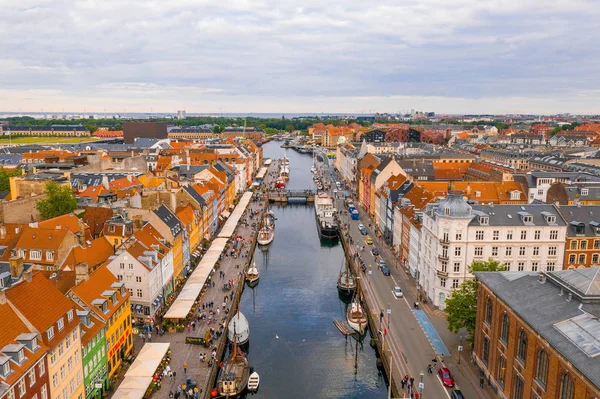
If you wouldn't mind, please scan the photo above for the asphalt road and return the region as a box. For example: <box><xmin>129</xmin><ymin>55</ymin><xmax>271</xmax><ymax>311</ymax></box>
<box><xmin>314</xmin><ymin>151</ymin><xmax>454</xmax><ymax>399</ymax></box>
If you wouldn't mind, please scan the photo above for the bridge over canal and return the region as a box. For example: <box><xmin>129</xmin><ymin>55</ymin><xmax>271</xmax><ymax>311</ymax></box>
<box><xmin>267</xmin><ymin>189</ymin><xmax>316</xmax><ymax>203</ymax></box>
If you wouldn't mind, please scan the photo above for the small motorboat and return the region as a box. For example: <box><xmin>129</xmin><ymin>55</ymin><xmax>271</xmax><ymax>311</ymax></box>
<box><xmin>247</xmin><ymin>372</ymin><xmax>260</xmax><ymax>392</ymax></box>
<box><xmin>246</xmin><ymin>262</ymin><xmax>260</xmax><ymax>283</ymax></box>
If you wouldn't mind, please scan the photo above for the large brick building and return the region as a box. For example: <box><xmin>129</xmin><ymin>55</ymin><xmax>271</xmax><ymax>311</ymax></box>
<box><xmin>474</xmin><ymin>269</ymin><xmax>600</xmax><ymax>399</ymax></box>
<box><xmin>557</xmin><ymin>205</ymin><xmax>600</xmax><ymax>268</ymax></box>
<box><xmin>123</xmin><ymin>122</ymin><xmax>167</xmax><ymax>144</ymax></box>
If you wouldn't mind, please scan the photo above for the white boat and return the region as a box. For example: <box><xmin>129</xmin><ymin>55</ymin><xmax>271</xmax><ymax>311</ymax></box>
<box><xmin>257</xmin><ymin>225</ymin><xmax>274</xmax><ymax>245</ymax></box>
<box><xmin>346</xmin><ymin>278</ymin><xmax>367</xmax><ymax>334</ymax></box>
<box><xmin>227</xmin><ymin>311</ymin><xmax>250</xmax><ymax>345</ymax></box>
<box><xmin>246</xmin><ymin>261</ymin><xmax>260</xmax><ymax>283</ymax></box>
<box><xmin>247</xmin><ymin>372</ymin><xmax>260</xmax><ymax>392</ymax></box>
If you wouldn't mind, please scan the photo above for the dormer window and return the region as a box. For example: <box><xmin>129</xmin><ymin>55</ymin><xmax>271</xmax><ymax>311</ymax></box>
<box><xmin>31</xmin><ymin>338</ymin><xmax>38</xmax><ymax>351</ymax></box>
<box><xmin>510</xmin><ymin>191</ymin><xmax>521</xmax><ymax>200</ymax></box>
<box><xmin>445</xmin><ymin>207</ymin><xmax>450</xmax><ymax>216</ymax></box>
<box><xmin>46</xmin><ymin>327</ymin><xmax>54</xmax><ymax>341</ymax></box>
<box><xmin>29</xmin><ymin>250</ymin><xmax>42</xmax><ymax>261</ymax></box>
<box><xmin>17</xmin><ymin>349</ymin><xmax>24</xmax><ymax>363</ymax></box>
<box><xmin>479</xmin><ymin>216</ymin><xmax>489</xmax><ymax>225</ymax></box>
<box><xmin>475</xmin><ymin>191</ymin><xmax>481</xmax><ymax>198</ymax></box>
<box><xmin>57</xmin><ymin>318</ymin><xmax>64</xmax><ymax>332</ymax></box>
<box><xmin>46</xmin><ymin>251</ymin><xmax>54</xmax><ymax>261</ymax></box>
<box><xmin>523</xmin><ymin>216</ymin><xmax>532</xmax><ymax>223</ymax></box>
<box><xmin>547</xmin><ymin>215</ymin><xmax>556</xmax><ymax>223</ymax></box>
<box><xmin>67</xmin><ymin>310</ymin><xmax>73</xmax><ymax>322</ymax></box>
<box><xmin>0</xmin><ymin>359</ymin><xmax>10</xmax><ymax>377</ymax></box>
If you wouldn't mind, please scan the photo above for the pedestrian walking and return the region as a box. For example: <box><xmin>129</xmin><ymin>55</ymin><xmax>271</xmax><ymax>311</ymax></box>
<box><xmin>183</xmin><ymin>362</ymin><xmax>187</xmax><ymax>374</ymax></box>
<box><xmin>148</xmin><ymin>332</ymin><xmax>152</xmax><ymax>342</ymax></box>
<box><xmin>409</xmin><ymin>377</ymin><xmax>414</xmax><ymax>387</ymax></box>
<box><xmin>427</xmin><ymin>364</ymin><xmax>433</xmax><ymax>374</ymax></box>
<box><xmin>480</xmin><ymin>376</ymin><xmax>485</xmax><ymax>388</ymax></box>
<box><xmin>441</xmin><ymin>353</ymin><xmax>445</xmax><ymax>362</ymax></box>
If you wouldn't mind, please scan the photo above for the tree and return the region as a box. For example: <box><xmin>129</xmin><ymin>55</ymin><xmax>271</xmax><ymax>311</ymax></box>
<box><xmin>213</xmin><ymin>125</ymin><xmax>224</xmax><ymax>133</ymax></box>
<box><xmin>286</xmin><ymin>124</ymin><xmax>295</xmax><ymax>132</ymax></box>
<box><xmin>0</xmin><ymin>168</ymin><xmax>21</xmax><ymax>192</ymax></box>
<box><xmin>258</xmin><ymin>123</ymin><xmax>267</xmax><ymax>131</ymax></box>
<box><xmin>444</xmin><ymin>259</ymin><xmax>504</xmax><ymax>343</ymax></box>
<box><xmin>264</xmin><ymin>128</ymin><xmax>279</xmax><ymax>135</ymax></box>
<box><xmin>36</xmin><ymin>183</ymin><xmax>78</xmax><ymax>220</ymax></box>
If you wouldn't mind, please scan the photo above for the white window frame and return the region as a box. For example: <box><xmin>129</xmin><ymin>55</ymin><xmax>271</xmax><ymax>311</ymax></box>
<box><xmin>57</xmin><ymin>318</ymin><xmax>64</xmax><ymax>332</ymax></box>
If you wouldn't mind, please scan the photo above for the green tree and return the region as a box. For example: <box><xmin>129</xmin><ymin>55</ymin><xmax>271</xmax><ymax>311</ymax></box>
<box><xmin>213</xmin><ymin>125</ymin><xmax>225</xmax><ymax>133</ymax></box>
<box><xmin>84</xmin><ymin>123</ymin><xmax>98</xmax><ymax>134</ymax></box>
<box><xmin>264</xmin><ymin>128</ymin><xmax>279</xmax><ymax>135</ymax></box>
<box><xmin>444</xmin><ymin>259</ymin><xmax>504</xmax><ymax>343</ymax></box>
<box><xmin>286</xmin><ymin>124</ymin><xmax>295</xmax><ymax>132</ymax></box>
<box><xmin>0</xmin><ymin>168</ymin><xmax>21</xmax><ymax>192</ymax></box>
<box><xmin>36</xmin><ymin>182</ymin><xmax>78</xmax><ymax>220</ymax></box>
<box><xmin>258</xmin><ymin>123</ymin><xmax>267</xmax><ymax>131</ymax></box>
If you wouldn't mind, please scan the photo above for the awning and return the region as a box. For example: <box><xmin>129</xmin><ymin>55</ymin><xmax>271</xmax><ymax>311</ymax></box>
<box><xmin>222</xmin><ymin>210</ymin><xmax>231</xmax><ymax>219</ymax></box>
<box><xmin>113</xmin><ymin>343</ymin><xmax>170</xmax><ymax>399</ymax></box>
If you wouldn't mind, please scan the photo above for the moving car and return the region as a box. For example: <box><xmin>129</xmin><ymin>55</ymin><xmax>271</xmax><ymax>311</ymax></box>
<box><xmin>393</xmin><ymin>286</ymin><xmax>403</xmax><ymax>298</ymax></box>
<box><xmin>371</xmin><ymin>248</ymin><xmax>380</xmax><ymax>256</ymax></box>
<box><xmin>450</xmin><ymin>390</ymin><xmax>465</xmax><ymax>399</ymax></box>
<box><xmin>438</xmin><ymin>367</ymin><xmax>455</xmax><ymax>387</ymax></box>
<box><xmin>381</xmin><ymin>265</ymin><xmax>390</xmax><ymax>276</ymax></box>
<box><xmin>365</xmin><ymin>237</ymin><xmax>373</xmax><ymax>245</ymax></box>
<box><xmin>359</xmin><ymin>227</ymin><xmax>368</xmax><ymax>235</ymax></box>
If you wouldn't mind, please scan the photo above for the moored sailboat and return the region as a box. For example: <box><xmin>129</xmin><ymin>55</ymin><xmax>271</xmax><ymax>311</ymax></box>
<box><xmin>245</xmin><ymin>261</ymin><xmax>260</xmax><ymax>283</ymax></box>
<box><xmin>346</xmin><ymin>277</ymin><xmax>367</xmax><ymax>334</ymax></box>
<box><xmin>216</xmin><ymin>330</ymin><xmax>250</xmax><ymax>397</ymax></box>
<box><xmin>227</xmin><ymin>310</ymin><xmax>250</xmax><ymax>345</ymax></box>
<box><xmin>337</xmin><ymin>258</ymin><xmax>356</xmax><ymax>295</ymax></box>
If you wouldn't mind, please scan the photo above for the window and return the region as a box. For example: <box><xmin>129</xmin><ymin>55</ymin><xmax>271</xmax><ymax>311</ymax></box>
<box><xmin>581</xmin><ymin>188</ymin><xmax>589</xmax><ymax>196</ymax></box>
<box><xmin>475</xmin><ymin>247</ymin><xmax>483</xmax><ymax>257</ymax></box>
<box><xmin>442</xmin><ymin>246</ymin><xmax>448</xmax><ymax>258</ymax></box>
<box><xmin>519</xmin><ymin>247</ymin><xmax>526</xmax><ymax>256</ymax></box>
<box><xmin>454</xmin><ymin>247</ymin><xmax>461</xmax><ymax>256</ymax></box>
<box><xmin>46</xmin><ymin>327</ymin><xmax>54</xmax><ymax>341</ymax></box>
<box><xmin>62</xmin><ymin>387</ymin><xmax>67</xmax><ymax>399</ymax></box>
<box><xmin>72</xmin><ymin>330</ymin><xmax>77</xmax><ymax>340</ymax></box>
<box><xmin>516</xmin><ymin>329</ymin><xmax>528</xmax><ymax>363</ymax></box>
<box><xmin>57</xmin><ymin>318</ymin><xmax>64</xmax><ymax>332</ymax></box>
<box><xmin>452</xmin><ymin>279</ymin><xmax>459</xmax><ymax>288</ymax></box>
<box><xmin>65</xmin><ymin>334</ymin><xmax>71</xmax><ymax>349</ymax></box>
<box><xmin>505</xmin><ymin>247</ymin><xmax>512</xmax><ymax>256</ymax></box>
<box><xmin>482</xmin><ymin>335</ymin><xmax>490</xmax><ymax>365</ymax></box>
<box><xmin>476</xmin><ymin>231</ymin><xmax>484</xmax><ymax>240</ymax></box>
<box><xmin>497</xmin><ymin>353</ymin><xmax>507</xmax><ymax>386</ymax></box>
<box><xmin>593</xmin><ymin>254</ymin><xmax>599</xmax><ymax>264</ymax></box>
<box><xmin>41</xmin><ymin>385</ymin><xmax>47</xmax><ymax>399</ymax></box>
<box><xmin>550</xmin><ymin>230</ymin><xmax>558</xmax><ymax>240</ymax></box>
<box><xmin>518</xmin><ymin>262</ymin><xmax>525</xmax><ymax>271</ymax></box>
<box><xmin>505</xmin><ymin>262</ymin><xmax>512</xmax><ymax>271</ymax></box>
<box><xmin>579</xmin><ymin>254</ymin><xmax>586</xmax><ymax>264</ymax></box>
<box><xmin>547</xmin><ymin>262</ymin><xmax>556</xmax><ymax>271</ymax></box>
<box><xmin>534</xmin><ymin>230</ymin><xmax>541</xmax><ymax>240</ymax></box>
<box><xmin>535</xmin><ymin>350</ymin><xmax>549</xmax><ymax>387</ymax></box>
<box><xmin>46</xmin><ymin>251</ymin><xmax>54</xmax><ymax>261</ymax></box>
<box><xmin>549</xmin><ymin>246</ymin><xmax>557</xmax><ymax>256</ymax></box>
<box><xmin>569</xmin><ymin>254</ymin><xmax>576</xmax><ymax>264</ymax></box>
<box><xmin>440</xmin><ymin>277</ymin><xmax>446</xmax><ymax>287</ymax></box>
<box><xmin>69</xmin><ymin>379</ymin><xmax>74</xmax><ymax>394</ymax></box>
<box><xmin>28</xmin><ymin>369</ymin><xmax>36</xmax><ymax>386</ymax></box>
<box><xmin>484</xmin><ymin>298</ymin><xmax>492</xmax><ymax>324</ymax></box>
<box><xmin>57</xmin><ymin>343</ymin><xmax>63</xmax><ymax>357</ymax></box>
<box><xmin>570</xmin><ymin>240</ymin><xmax>578</xmax><ymax>250</ymax></box>
<box><xmin>531</xmin><ymin>262</ymin><xmax>539</xmax><ymax>271</ymax></box>
<box><xmin>29</xmin><ymin>250</ymin><xmax>42</xmax><ymax>261</ymax></box>
<box><xmin>52</xmin><ymin>374</ymin><xmax>58</xmax><ymax>388</ymax></box>
<box><xmin>492</xmin><ymin>247</ymin><xmax>498</xmax><ymax>257</ymax></box>
<box><xmin>67</xmin><ymin>357</ymin><xmax>73</xmax><ymax>372</ymax></box>
<box><xmin>455</xmin><ymin>231</ymin><xmax>462</xmax><ymax>240</ymax></box>
<box><xmin>136</xmin><ymin>289</ymin><xmax>143</xmax><ymax>297</ymax></box>
<box><xmin>480</xmin><ymin>216</ymin><xmax>489</xmax><ymax>225</ymax></box>
<box><xmin>50</xmin><ymin>349</ymin><xmax>56</xmax><ymax>364</ymax></box>
<box><xmin>507</xmin><ymin>230</ymin><xmax>513</xmax><ymax>240</ymax></box>
<box><xmin>512</xmin><ymin>373</ymin><xmax>524</xmax><ymax>399</ymax></box>
<box><xmin>128</xmin><ymin>263</ymin><xmax>134</xmax><ymax>269</ymax></box>
<box><xmin>453</xmin><ymin>262</ymin><xmax>460</xmax><ymax>272</ymax></box>
<box><xmin>500</xmin><ymin>313</ymin><xmax>509</xmax><ymax>343</ymax></box>
<box><xmin>441</xmin><ymin>261</ymin><xmax>447</xmax><ymax>272</ymax></box>
<box><xmin>533</xmin><ymin>246</ymin><xmax>540</xmax><ymax>256</ymax></box>
<box><xmin>520</xmin><ymin>230</ymin><xmax>527</xmax><ymax>240</ymax></box>
<box><xmin>118</xmin><ymin>275</ymin><xmax>123</xmax><ymax>281</ymax></box>
<box><xmin>60</xmin><ymin>365</ymin><xmax>65</xmax><ymax>379</ymax></box>
<box><xmin>119</xmin><ymin>263</ymin><xmax>124</xmax><ymax>269</ymax></box>
<box><xmin>581</xmin><ymin>240</ymin><xmax>588</xmax><ymax>250</ymax></box>
<box><xmin>595</xmin><ymin>240</ymin><xmax>600</xmax><ymax>250</ymax></box>
<box><xmin>559</xmin><ymin>373</ymin><xmax>574</xmax><ymax>399</ymax></box>
<box><xmin>493</xmin><ymin>230</ymin><xmax>499</xmax><ymax>241</ymax></box>
<box><xmin>18</xmin><ymin>379</ymin><xmax>26</xmax><ymax>397</ymax></box>
<box><xmin>136</xmin><ymin>276</ymin><xmax>142</xmax><ymax>283</ymax></box>
<box><xmin>67</xmin><ymin>310</ymin><xmax>73</xmax><ymax>322</ymax></box>
<box><xmin>39</xmin><ymin>361</ymin><xmax>45</xmax><ymax>376</ymax></box>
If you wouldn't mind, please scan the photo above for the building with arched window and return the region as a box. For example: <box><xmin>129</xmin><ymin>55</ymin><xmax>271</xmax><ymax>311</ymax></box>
<box><xmin>473</xmin><ymin>268</ymin><xmax>600</xmax><ymax>398</ymax></box>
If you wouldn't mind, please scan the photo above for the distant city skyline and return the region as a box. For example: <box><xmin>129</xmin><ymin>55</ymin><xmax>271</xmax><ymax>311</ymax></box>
<box><xmin>1</xmin><ymin>0</ymin><xmax>599</xmax><ymax>114</ymax></box>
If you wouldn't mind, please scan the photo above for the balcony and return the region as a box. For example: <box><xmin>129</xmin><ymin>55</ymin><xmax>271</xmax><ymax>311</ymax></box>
<box><xmin>436</xmin><ymin>270</ymin><xmax>449</xmax><ymax>278</ymax></box>
<box><xmin>438</xmin><ymin>254</ymin><xmax>449</xmax><ymax>261</ymax></box>
<box><xmin>440</xmin><ymin>237</ymin><xmax>450</xmax><ymax>244</ymax></box>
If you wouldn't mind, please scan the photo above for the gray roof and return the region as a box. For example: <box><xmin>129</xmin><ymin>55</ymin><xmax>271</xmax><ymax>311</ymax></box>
<box><xmin>469</xmin><ymin>204</ymin><xmax>566</xmax><ymax>227</ymax></box>
<box><xmin>397</xmin><ymin>160</ymin><xmax>435</xmax><ymax>178</ymax></box>
<box><xmin>557</xmin><ymin>206</ymin><xmax>600</xmax><ymax>237</ymax></box>
<box><xmin>154</xmin><ymin>205</ymin><xmax>182</xmax><ymax>237</ymax></box>
<box><xmin>565</xmin><ymin>185</ymin><xmax>600</xmax><ymax>201</ymax></box>
<box><xmin>71</xmin><ymin>172</ymin><xmax>143</xmax><ymax>188</ymax></box>
<box><xmin>435</xmin><ymin>191</ymin><xmax>472</xmax><ymax>218</ymax></box>
<box><xmin>476</xmin><ymin>270</ymin><xmax>600</xmax><ymax>389</ymax></box>
<box><xmin>183</xmin><ymin>186</ymin><xmax>206</xmax><ymax>207</ymax></box>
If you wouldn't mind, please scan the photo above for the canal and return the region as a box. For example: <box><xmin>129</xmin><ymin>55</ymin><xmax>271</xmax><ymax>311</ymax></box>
<box><xmin>236</xmin><ymin>142</ymin><xmax>388</xmax><ymax>398</ymax></box>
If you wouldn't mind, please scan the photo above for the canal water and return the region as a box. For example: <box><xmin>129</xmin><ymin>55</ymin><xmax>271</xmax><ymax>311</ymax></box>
<box><xmin>236</xmin><ymin>142</ymin><xmax>388</xmax><ymax>398</ymax></box>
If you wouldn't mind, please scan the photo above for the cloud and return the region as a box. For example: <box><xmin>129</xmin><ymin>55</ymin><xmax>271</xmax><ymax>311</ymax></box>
<box><xmin>0</xmin><ymin>0</ymin><xmax>599</xmax><ymax>114</ymax></box>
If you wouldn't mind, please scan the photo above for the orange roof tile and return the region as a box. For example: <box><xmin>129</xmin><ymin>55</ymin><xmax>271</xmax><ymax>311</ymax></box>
<box><xmin>60</xmin><ymin>237</ymin><xmax>115</xmax><ymax>272</ymax></box>
<box><xmin>38</xmin><ymin>214</ymin><xmax>91</xmax><ymax>240</ymax></box>
<box><xmin>82</xmin><ymin>207</ymin><xmax>114</xmax><ymax>237</ymax></box>
<box><xmin>16</xmin><ymin>227</ymin><xmax>70</xmax><ymax>251</ymax></box>
<box><xmin>109</xmin><ymin>176</ymin><xmax>143</xmax><ymax>190</ymax></box>
<box><xmin>0</xmin><ymin>224</ymin><xmax>25</xmax><ymax>261</ymax></box>
<box><xmin>70</xmin><ymin>265</ymin><xmax>129</xmax><ymax>322</ymax></box>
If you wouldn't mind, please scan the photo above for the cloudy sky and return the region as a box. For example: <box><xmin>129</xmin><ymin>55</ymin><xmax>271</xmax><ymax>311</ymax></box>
<box><xmin>1</xmin><ymin>0</ymin><xmax>599</xmax><ymax>114</ymax></box>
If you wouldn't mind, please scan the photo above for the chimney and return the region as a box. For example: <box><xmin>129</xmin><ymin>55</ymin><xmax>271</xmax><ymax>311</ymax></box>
<box><xmin>0</xmin><ymin>225</ymin><xmax>5</xmax><ymax>239</ymax></box>
<box><xmin>0</xmin><ymin>290</ymin><xmax>6</xmax><ymax>305</ymax></box>
<box><xmin>102</xmin><ymin>175</ymin><xmax>110</xmax><ymax>189</ymax></box>
<box><xmin>23</xmin><ymin>269</ymin><xmax>32</xmax><ymax>282</ymax></box>
<box><xmin>9</xmin><ymin>256</ymin><xmax>24</xmax><ymax>278</ymax></box>
<box><xmin>132</xmin><ymin>215</ymin><xmax>144</xmax><ymax>230</ymax></box>
<box><xmin>75</xmin><ymin>262</ymin><xmax>90</xmax><ymax>285</ymax></box>
<box><xmin>78</xmin><ymin>220</ymin><xmax>86</xmax><ymax>247</ymax></box>
<box><xmin>127</xmin><ymin>175</ymin><xmax>133</xmax><ymax>183</ymax></box>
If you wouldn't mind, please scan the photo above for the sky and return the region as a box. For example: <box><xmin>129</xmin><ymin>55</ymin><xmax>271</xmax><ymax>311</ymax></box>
<box><xmin>1</xmin><ymin>0</ymin><xmax>599</xmax><ymax>115</ymax></box>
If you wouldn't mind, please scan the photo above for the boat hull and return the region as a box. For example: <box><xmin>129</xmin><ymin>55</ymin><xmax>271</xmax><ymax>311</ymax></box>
<box><xmin>257</xmin><ymin>234</ymin><xmax>274</xmax><ymax>246</ymax></box>
<box><xmin>316</xmin><ymin>220</ymin><xmax>339</xmax><ymax>239</ymax></box>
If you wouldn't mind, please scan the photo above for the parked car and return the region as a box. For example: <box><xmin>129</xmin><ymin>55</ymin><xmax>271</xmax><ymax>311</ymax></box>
<box><xmin>378</xmin><ymin>260</ymin><xmax>387</xmax><ymax>268</ymax></box>
<box><xmin>360</xmin><ymin>228</ymin><xmax>368</xmax><ymax>235</ymax></box>
<box><xmin>438</xmin><ymin>367</ymin><xmax>455</xmax><ymax>387</ymax></box>
<box><xmin>358</xmin><ymin>223</ymin><xmax>364</xmax><ymax>230</ymax></box>
<box><xmin>381</xmin><ymin>265</ymin><xmax>390</xmax><ymax>276</ymax></box>
<box><xmin>365</xmin><ymin>237</ymin><xmax>373</xmax><ymax>245</ymax></box>
<box><xmin>450</xmin><ymin>390</ymin><xmax>465</xmax><ymax>399</ymax></box>
<box><xmin>393</xmin><ymin>286</ymin><xmax>403</xmax><ymax>298</ymax></box>
<box><xmin>371</xmin><ymin>247</ymin><xmax>380</xmax><ymax>256</ymax></box>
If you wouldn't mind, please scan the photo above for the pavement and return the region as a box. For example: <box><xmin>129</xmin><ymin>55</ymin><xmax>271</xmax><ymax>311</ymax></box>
<box><xmin>315</xmin><ymin>150</ymin><xmax>493</xmax><ymax>399</ymax></box>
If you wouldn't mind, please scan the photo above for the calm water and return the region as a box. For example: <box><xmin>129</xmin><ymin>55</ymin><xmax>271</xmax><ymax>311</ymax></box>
<box><xmin>236</xmin><ymin>142</ymin><xmax>387</xmax><ymax>398</ymax></box>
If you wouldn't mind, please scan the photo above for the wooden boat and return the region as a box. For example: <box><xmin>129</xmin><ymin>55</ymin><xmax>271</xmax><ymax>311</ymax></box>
<box><xmin>337</xmin><ymin>258</ymin><xmax>356</xmax><ymax>295</ymax></box>
<box><xmin>247</xmin><ymin>372</ymin><xmax>260</xmax><ymax>392</ymax></box>
<box><xmin>216</xmin><ymin>333</ymin><xmax>250</xmax><ymax>397</ymax></box>
<box><xmin>245</xmin><ymin>261</ymin><xmax>260</xmax><ymax>283</ymax></box>
<box><xmin>346</xmin><ymin>277</ymin><xmax>367</xmax><ymax>334</ymax></box>
<box><xmin>257</xmin><ymin>212</ymin><xmax>274</xmax><ymax>246</ymax></box>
